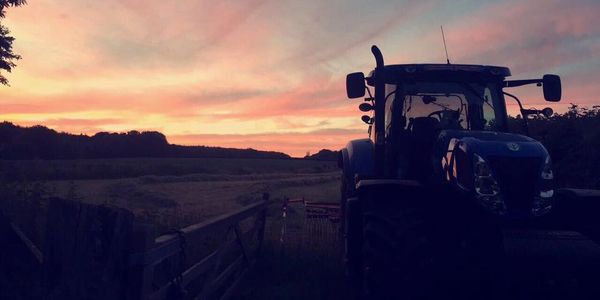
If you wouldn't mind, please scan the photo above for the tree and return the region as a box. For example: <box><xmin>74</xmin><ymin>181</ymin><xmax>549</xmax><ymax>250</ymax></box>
<box><xmin>0</xmin><ymin>0</ymin><xmax>26</xmax><ymax>85</ymax></box>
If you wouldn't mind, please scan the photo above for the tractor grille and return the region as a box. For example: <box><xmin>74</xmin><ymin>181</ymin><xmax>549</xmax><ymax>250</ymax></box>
<box><xmin>489</xmin><ymin>157</ymin><xmax>541</xmax><ymax>214</ymax></box>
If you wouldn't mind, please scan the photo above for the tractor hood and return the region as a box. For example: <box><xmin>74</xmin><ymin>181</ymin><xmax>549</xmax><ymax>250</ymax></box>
<box><xmin>436</xmin><ymin>130</ymin><xmax>553</xmax><ymax>218</ymax></box>
<box><xmin>435</xmin><ymin>130</ymin><xmax>548</xmax><ymax>159</ymax></box>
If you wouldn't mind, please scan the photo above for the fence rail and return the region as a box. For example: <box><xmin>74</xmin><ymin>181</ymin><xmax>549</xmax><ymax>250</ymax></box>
<box><xmin>10</xmin><ymin>195</ymin><xmax>269</xmax><ymax>300</ymax></box>
<box><xmin>129</xmin><ymin>197</ymin><xmax>268</xmax><ymax>300</ymax></box>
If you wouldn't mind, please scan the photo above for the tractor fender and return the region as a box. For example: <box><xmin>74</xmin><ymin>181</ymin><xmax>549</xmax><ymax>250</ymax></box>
<box><xmin>340</xmin><ymin>139</ymin><xmax>375</xmax><ymax>184</ymax></box>
<box><xmin>341</xmin><ymin>139</ymin><xmax>375</xmax><ymax>178</ymax></box>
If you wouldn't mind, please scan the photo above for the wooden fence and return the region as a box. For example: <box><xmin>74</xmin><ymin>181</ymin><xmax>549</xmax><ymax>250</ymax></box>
<box><xmin>128</xmin><ymin>198</ymin><xmax>267</xmax><ymax>300</ymax></box>
<box><xmin>2</xmin><ymin>195</ymin><xmax>268</xmax><ymax>300</ymax></box>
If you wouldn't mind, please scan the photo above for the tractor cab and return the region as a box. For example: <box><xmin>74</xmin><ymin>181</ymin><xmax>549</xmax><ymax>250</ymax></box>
<box><xmin>339</xmin><ymin>46</ymin><xmax>600</xmax><ymax>300</ymax></box>
<box><xmin>372</xmin><ymin>65</ymin><xmax>511</xmax><ymax>180</ymax></box>
<box><xmin>344</xmin><ymin>46</ymin><xmax>561</xmax><ymax>218</ymax></box>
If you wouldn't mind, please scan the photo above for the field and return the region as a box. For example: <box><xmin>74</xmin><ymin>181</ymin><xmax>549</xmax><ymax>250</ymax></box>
<box><xmin>4</xmin><ymin>156</ymin><xmax>599</xmax><ymax>299</ymax></box>
<box><xmin>0</xmin><ymin>157</ymin><xmax>339</xmax><ymax>236</ymax></box>
<box><xmin>0</xmin><ymin>157</ymin><xmax>345</xmax><ymax>299</ymax></box>
<box><xmin>0</xmin><ymin>157</ymin><xmax>336</xmax><ymax>181</ymax></box>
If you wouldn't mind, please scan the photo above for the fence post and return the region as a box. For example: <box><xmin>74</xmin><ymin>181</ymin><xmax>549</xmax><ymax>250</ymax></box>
<box><xmin>42</xmin><ymin>197</ymin><xmax>134</xmax><ymax>300</ymax></box>
<box><xmin>258</xmin><ymin>194</ymin><xmax>269</xmax><ymax>252</ymax></box>
<box><xmin>126</xmin><ymin>222</ymin><xmax>156</xmax><ymax>300</ymax></box>
<box><xmin>0</xmin><ymin>210</ymin><xmax>43</xmax><ymax>298</ymax></box>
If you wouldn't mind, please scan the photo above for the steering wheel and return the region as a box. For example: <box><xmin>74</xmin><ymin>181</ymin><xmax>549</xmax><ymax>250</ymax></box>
<box><xmin>427</xmin><ymin>110</ymin><xmax>447</xmax><ymax>121</ymax></box>
<box><xmin>428</xmin><ymin>109</ymin><xmax>464</xmax><ymax>129</ymax></box>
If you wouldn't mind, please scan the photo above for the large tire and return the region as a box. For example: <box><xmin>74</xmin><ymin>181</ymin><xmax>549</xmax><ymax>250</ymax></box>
<box><xmin>340</xmin><ymin>175</ymin><xmax>350</xmax><ymax>235</ymax></box>
<box><xmin>341</xmin><ymin>176</ymin><xmax>364</xmax><ymax>297</ymax></box>
<box><xmin>361</xmin><ymin>194</ymin><xmax>505</xmax><ymax>300</ymax></box>
<box><xmin>362</xmin><ymin>201</ymin><xmax>438</xmax><ymax>300</ymax></box>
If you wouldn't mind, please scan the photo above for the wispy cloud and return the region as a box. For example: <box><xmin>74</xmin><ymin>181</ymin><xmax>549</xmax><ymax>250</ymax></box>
<box><xmin>0</xmin><ymin>0</ymin><xmax>598</xmax><ymax>156</ymax></box>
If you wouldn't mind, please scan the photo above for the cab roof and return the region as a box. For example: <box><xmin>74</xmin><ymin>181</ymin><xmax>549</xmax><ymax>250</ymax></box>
<box><xmin>368</xmin><ymin>63</ymin><xmax>512</xmax><ymax>84</ymax></box>
<box><xmin>384</xmin><ymin>64</ymin><xmax>511</xmax><ymax>76</ymax></box>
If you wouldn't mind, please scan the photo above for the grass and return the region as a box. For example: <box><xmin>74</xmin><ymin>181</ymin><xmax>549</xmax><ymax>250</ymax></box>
<box><xmin>235</xmin><ymin>196</ymin><xmax>348</xmax><ymax>300</ymax></box>
<box><xmin>0</xmin><ymin>158</ymin><xmax>337</xmax><ymax>228</ymax></box>
<box><xmin>38</xmin><ymin>170</ymin><xmax>339</xmax><ymax>231</ymax></box>
<box><xmin>0</xmin><ymin>157</ymin><xmax>344</xmax><ymax>299</ymax></box>
<box><xmin>0</xmin><ymin>157</ymin><xmax>337</xmax><ymax>181</ymax></box>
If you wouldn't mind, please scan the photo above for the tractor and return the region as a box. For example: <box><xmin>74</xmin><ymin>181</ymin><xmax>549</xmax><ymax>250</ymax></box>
<box><xmin>338</xmin><ymin>46</ymin><xmax>600</xmax><ymax>299</ymax></box>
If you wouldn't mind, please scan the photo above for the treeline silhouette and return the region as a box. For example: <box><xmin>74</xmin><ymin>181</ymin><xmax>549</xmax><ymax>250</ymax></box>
<box><xmin>0</xmin><ymin>122</ymin><xmax>290</xmax><ymax>160</ymax></box>
<box><xmin>509</xmin><ymin>104</ymin><xmax>600</xmax><ymax>189</ymax></box>
<box><xmin>1</xmin><ymin>104</ymin><xmax>598</xmax><ymax>189</ymax></box>
<box><xmin>304</xmin><ymin>149</ymin><xmax>339</xmax><ymax>161</ymax></box>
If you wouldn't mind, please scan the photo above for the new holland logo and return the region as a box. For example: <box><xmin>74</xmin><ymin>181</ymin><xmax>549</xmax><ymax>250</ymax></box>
<box><xmin>507</xmin><ymin>143</ymin><xmax>520</xmax><ymax>151</ymax></box>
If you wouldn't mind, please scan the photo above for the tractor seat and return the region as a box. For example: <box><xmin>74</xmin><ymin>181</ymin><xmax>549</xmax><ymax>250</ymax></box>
<box><xmin>410</xmin><ymin>117</ymin><xmax>439</xmax><ymax>142</ymax></box>
<box><xmin>408</xmin><ymin>117</ymin><xmax>439</xmax><ymax>180</ymax></box>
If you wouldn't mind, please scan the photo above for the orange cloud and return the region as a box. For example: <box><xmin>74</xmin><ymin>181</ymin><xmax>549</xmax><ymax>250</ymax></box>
<box><xmin>0</xmin><ymin>0</ymin><xmax>598</xmax><ymax>156</ymax></box>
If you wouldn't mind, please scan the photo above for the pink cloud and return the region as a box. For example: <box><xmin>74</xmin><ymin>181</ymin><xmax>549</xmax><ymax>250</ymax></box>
<box><xmin>1</xmin><ymin>0</ymin><xmax>598</xmax><ymax>154</ymax></box>
<box><xmin>444</xmin><ymin>0</ymin><xmax>598</xmax><ymax>72</ymax></box>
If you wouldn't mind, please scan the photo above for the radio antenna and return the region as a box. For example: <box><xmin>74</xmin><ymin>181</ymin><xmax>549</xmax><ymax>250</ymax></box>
<box><xmin>441</xmin><ymin>25</ymin><xmax>450</xmax><ymax>64</ymax></box>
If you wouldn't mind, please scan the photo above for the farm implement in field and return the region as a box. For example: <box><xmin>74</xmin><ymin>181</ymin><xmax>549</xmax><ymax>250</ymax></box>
<box><xmin>279</xmin><ymin>197</ymin><xmax>340</xmax><ymax>245</ymax></box>
<box><xmin>282</xmin><ymin>198</ymin><xmax>340</xmax><ymax>221</ymax></box>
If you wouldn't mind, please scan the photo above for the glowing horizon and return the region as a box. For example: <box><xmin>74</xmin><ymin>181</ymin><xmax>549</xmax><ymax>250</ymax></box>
<box><xmin>0</xmin><ymin>0</ymin><xmax>598</xmax><ymax>157</ymax></box>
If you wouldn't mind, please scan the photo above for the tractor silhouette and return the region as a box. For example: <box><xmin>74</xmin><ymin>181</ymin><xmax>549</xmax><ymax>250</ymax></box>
<box><xmin>339</xmin><ymin>45</ymin><xmax>600</xmax><ymax>299</ymax></box>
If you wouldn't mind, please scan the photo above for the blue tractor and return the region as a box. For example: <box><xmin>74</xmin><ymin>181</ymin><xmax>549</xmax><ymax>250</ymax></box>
<box><xmin>339</xmin><ymin>46</ymin><xmax>600</xmax><ymax>299</ymax></box>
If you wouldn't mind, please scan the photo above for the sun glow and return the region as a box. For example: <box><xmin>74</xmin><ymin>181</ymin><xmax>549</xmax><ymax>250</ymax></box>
<box><xmin>0</xmin><ymin>0</ymin><xmax>598</xmax><ymax>156</ymax></box>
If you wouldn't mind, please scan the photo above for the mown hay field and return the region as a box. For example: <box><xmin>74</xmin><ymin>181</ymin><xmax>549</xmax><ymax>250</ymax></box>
<box><xmin>0</xmin><ymin>157</ymin><xmax>345</xmax><ymax>299</ymax></box>
<box><xmin>0</xmin><ymin>157</ymin><xmax>340</xmax><ymax>245</ymax></box>
<box><xmin>0</xmin><ymin>157</ymin><xmax>337</xmax><ymax>181</ymax></box>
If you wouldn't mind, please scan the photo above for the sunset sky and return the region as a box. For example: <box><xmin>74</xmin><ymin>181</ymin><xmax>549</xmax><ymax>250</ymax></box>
<box><xmin>0</xmin><ymin>0</ymin><xmax>598</xmax><ymax>156</ymax></box>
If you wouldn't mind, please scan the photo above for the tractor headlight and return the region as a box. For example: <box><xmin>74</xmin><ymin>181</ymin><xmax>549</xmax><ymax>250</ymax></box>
<box><xmin>541</xmin><ymin>156</ymin><xmax>554</xmax><ymax>180</ymax></box>
<box><xmin>533</xmin><ymin>156</ymin><xmax>554</xmax><ymax>216</ymax></box>
<box><xmin>473</xmin><ymin>154</ymin><xmax>500</xmax><ymax>196</ymax></box>
<box><xmin>473</xmin><ymin>154</ymin><xmax>506</xmax><ymax>215</ymax></box>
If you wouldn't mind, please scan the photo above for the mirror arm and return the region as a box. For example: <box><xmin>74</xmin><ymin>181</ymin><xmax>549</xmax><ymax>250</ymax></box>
<box><xmin>504</xmin><ymin>79</ymin><xmax>542</xmax><ymax>88</ymax></box>
<box><xmin>365</xmin><ymin>86</ymin><xmax>373</xmax><ymax>100</ymax></box>
<box><xmin>503</xmin><ymin>91</ymin><xmax>530</xmax><ymax>135</ymax></box>
<box><xmin>503</xmin><ymin>91</ymin><xmax>524</xmax><ymax>111</ymax></box>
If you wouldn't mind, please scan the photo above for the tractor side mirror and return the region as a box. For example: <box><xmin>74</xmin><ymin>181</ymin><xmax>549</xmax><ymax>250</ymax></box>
<box><xmin>542</xmin><ymin>107</ymin><xmax>554</xmax><ymax>118</ymax></box>
<box><xmin>346</xmin><ymin>72</ymin><xmax>366</xmax><ymax>99</ymax></box>
<box><xmin>542</xmin><ymin>74</ymin><xmax>561</xmax><ymax>102</ymax></box>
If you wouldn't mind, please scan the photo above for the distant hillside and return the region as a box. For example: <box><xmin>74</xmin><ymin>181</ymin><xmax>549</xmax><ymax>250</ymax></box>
<box><xmin>0</xmin><ymin>122</ymin><xmax>290</xmax><ymax>160</ymax></box>
<box><xmin>304</xmin><ymin>149</ymin><xmax>339</xmax><ymax>161</ymax></box>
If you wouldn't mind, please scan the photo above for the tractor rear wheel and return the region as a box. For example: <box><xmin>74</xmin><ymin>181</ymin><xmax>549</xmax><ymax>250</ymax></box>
<box><xmin>361</xmin><ymin>195</ymin><xmax>505</xmax><ymax>300</ymax></box>
<box><xmin>362</xmin><ymin>201</ymin><xmax>438</xmax><ymax>299</ymax></box>
<box><xmin>340</xmin><ymin>175</ymin><xmax>364</xmax><ymax>296</ymax></box>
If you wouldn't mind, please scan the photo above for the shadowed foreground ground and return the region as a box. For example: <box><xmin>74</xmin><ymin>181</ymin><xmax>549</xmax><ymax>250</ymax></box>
<box><xmin>236</xmin><ymin>198</ymin><xmax>600</xmax><ymax>300</ymax></box>
<box><xmin>2</xmin><ymin>157</ymin><xmax>600</xmax><ymax>299</ymax></box>
<box><xmin>236</xmin><ymin>198</ymin><xmax>348</xmax><ymax>300</ymax></box>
